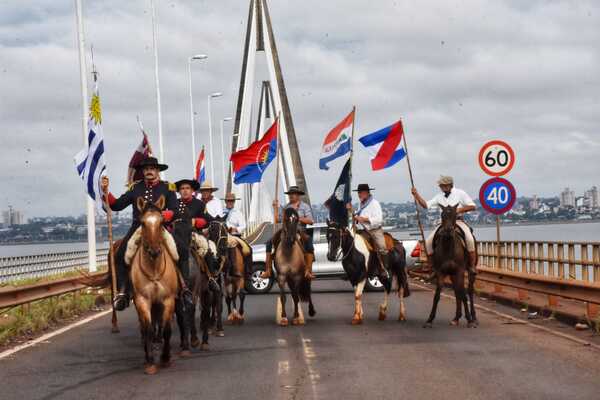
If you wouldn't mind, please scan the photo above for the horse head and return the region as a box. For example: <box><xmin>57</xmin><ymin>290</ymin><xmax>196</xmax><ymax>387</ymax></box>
<box><xmin>208</xmin><ymin>217</ymin><xmax>228</xmax><ymax>257</ymax></box>
<box><xmin>326</xmin><ymin>219</ymin><xmax>344</xmax><ymax>262</ymax></box>
<box><xmin>439</xmin><ymin>204</ymin><xmax>458</xmax><ymax>239</ymax></box>
<box><xmin>136</xmin><ymin>195</ymin><xmax>165</xmax><ymax>260</ymax></box>
<box><xmin>281</xmin><ymin>207</ymin><xmax>299</xmax><ymax>247</ymax></box>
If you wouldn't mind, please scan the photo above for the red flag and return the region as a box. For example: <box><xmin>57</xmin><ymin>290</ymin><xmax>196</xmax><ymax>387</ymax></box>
<box><xmin>127</xmin><ymin>128</ymin><xmax>153</xmax><ymax>185</ymax></box>
<box><xmin>229</xmin><ymin>119</ymin><xmax>278</xmax><ymax>184</ymax></box>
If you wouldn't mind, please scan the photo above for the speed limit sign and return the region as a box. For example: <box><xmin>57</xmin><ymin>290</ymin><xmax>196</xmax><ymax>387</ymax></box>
<box><xmin>478</xmin><ymin>140</ymin><xmax>515</xmax><ymax>176</ymax></box>
<box><xmin>479</xmin><ymin>177</ymin><xmax>516</xmax><ymax>215</ymax></box>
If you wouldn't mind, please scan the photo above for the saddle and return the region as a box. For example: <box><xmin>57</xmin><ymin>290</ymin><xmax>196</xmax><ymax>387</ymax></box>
<box><xmin>432</xmin><ymin>223</ymin><xmax>473</xmax><ymax>252</ymax></box>
<box><xmin>123</xmin><ymin>226</ymin><xmax>180</xmax><ymax>266</ymax></box>
<box><xmin>357</xmin><ymin>230</ymin><xmax>398</xmax><ymax>253</ymax></box>
<box><xmin>226</xmin><ymin>234</ymin><xmax>252</xmax><ymax>257</ymax></box>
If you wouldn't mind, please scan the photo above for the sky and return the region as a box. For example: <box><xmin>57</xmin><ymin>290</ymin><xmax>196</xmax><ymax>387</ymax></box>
<box><xmin>1</xmin><ymin>0</ymin><xmax>599</xmax><ymax>218</ymax></box>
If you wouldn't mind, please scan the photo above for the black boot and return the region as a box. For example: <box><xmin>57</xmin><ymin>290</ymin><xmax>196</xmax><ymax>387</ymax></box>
<box><xmin>379</xmin><ymin>252</ymin><xmax>390</xmax><ymax>280</ymax></box>
<box><xmin>113</xmin><ymin>264</ymin><xmax>131</xmax><ymax>311</ymax></box>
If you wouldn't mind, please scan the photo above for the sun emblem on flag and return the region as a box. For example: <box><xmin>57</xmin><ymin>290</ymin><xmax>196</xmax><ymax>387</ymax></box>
<box><xmin>334</xmin><ymin>184</ymin><xmax>345</xmax><ymax>201</ymax></box>
<box><xmin>255</xmin><ymin>143</ymin><xmax>272</xmax><ymax>172</ymax></box>
<box><xmin>90</xmin><ymin>93</ymin><xmax>102</xmax><ymax>124</ymax></box>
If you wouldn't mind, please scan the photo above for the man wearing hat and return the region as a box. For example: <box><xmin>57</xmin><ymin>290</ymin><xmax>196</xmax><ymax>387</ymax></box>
<box><xmin>262</xmin><ymin>185</ymin><xmax>315</xmax><ymax>279</ymax></box>
<box><xmin>222</xmin><ymin>192</ymin><xmax>246</xmax><ymax>236</ymax></box>
<box><xmin>350</xmin><ymin>183</ymin><xmax>389</xmax><ymax>273</ymax></box>
<box><xmin>411</xmin><ymin>175</ymin><xmax>477</xmax><ymax>274</ymax></box>
<box><xmin>101</xmin><ymin>156</ymin><xmax>177</xmax><ymax>311</ymax></box>
<box><xmin>197</xmin><ymin>181</ymin><xmax>223</xmax><ymax>218</ymax></box>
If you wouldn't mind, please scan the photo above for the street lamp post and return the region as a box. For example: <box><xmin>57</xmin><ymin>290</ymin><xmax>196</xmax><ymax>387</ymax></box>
<box><xmin>207</xmin><ymin>92</ymin><xmax>223</xmax><ymax>184</ymax></box>
<box><xmin>188</xmin><ymin>54</ymin><xmax>208</xmax><ymax>173</ymax></box>
<box><xmin>220</xmin><ymin>117</ymin><xmax>233</xmax><ymax>190</ymax></box>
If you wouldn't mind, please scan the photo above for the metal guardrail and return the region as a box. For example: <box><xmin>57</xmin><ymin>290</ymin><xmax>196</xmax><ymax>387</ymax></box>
<box><xmin>0</xmin><ymin>271</ymin><xmax>108</xmax><ymax>309</ymax></box>
<box><xmin>0</xmin><ymin>248</ymin><xmax>109</xmax><ymax>284</ymax></box>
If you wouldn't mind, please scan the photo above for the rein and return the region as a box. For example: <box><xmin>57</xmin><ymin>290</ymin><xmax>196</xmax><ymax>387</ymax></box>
<box><xmin>329</xmin><ymin>227</ymin><xmax>355</xmax><ymax>262</ymax></box>
<box><xmin>138</xmin><ymin>240</ymin><xmax>168</xmax><ymax>282</ymax></box>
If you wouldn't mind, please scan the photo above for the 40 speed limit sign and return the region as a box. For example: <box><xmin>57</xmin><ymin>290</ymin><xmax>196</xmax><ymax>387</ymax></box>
<box><xmin>479</xmin><ymin>177</ymin><xmax>516</xmax><ymax>215</ymax></box>
<box><xmin>478</xmin><ymin>140</ymin><xmax>515</xmax><ymax>176</ymax></box>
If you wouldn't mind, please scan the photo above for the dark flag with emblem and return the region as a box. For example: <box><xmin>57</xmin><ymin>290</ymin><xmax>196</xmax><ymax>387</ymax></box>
<box><xmin>327</xmin><ymin>158</ymin><xmax>351</xmax><ymax>226</ymax></box>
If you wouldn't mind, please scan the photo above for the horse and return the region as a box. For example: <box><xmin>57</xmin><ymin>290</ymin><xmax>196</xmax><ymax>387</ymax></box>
<box><xmin>129</xmin><ymin>196</ymin><xmax>179</xmax><ymax>375</ymax></box>
<box><xmin>423</xmin><ymin>204</ymin><xmax>478</xmax><ymax>328</ymax></box>
<box><xmin>273</xmin><ymin>207</ymin><xmax>316</xmax><ymax>326</ymax></box>
<box><xmin>208</xmin><ymin>219</ymin><xmax>249</xmax><ymax>324</ymax></box>
<box><xmin>326</xmin><ymin>221</ymin><xmax>410</xmax><ymax>324</ymax></box>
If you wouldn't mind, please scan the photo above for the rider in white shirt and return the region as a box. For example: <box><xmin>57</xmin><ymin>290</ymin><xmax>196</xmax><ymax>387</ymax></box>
<box><xmin>197</xmin><ymin>181</ymin><xmax>223</xmax><ymax>218</ymax></box>
<box><xmin>222</xmin><ymin>192</ymin><xmax>246</xmax><ymax>236</ymax></box>
<box><xmin>411</xmin><ymin>175</ymin><xmax>477</xmax><ymax>273</ymax></box>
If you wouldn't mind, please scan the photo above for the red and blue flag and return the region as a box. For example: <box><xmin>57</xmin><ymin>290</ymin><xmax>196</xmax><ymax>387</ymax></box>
<box><xmin>358</xmin><ymin>120</ymin><xmax>406</xmax><ymax>171</ymax></box>
<box><xmin>230</xmin><ymin>119</ymin><xmax>278</xmax><ymax>184</ymax></box>
<box><xmin>319</xmin><ymin>109</ymin><xmax>353</xmax><ymax>170</ymax></box>
<box><xmin>195</xmin><ymin>146</ymin><xmax>206</xmax><ymax>186</ymax></box>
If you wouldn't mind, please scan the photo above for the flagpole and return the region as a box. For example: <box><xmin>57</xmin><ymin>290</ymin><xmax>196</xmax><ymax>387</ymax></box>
<box><xmin>273</xmin><ymin>113</ymin><xmax>281</xmax><ymax>224</ymax></box>
<box><xmin>401</xmin><ymin>121</ymin><xmax>428</xmax><ymax>263</ymax></box>
<box><xmin>74</xmin><ymin>0</ymin><xmax>97</xmax><ymax>273</ymax></box>
<box><xmin>349</xmin><ymin>106</ymin><xmax>356</xmax><ymax>230</ymax></box>
<box><xmin>102</xmin><ymin>189</ymin><xmax>120</xmax><ymax>334</ymax></box>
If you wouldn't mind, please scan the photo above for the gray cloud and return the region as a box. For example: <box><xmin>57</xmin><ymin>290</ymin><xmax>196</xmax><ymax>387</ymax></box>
<box><xmin>0</xmin><ymin>0</ymin><xmax>599</xmax><ymax>218</ymax></box>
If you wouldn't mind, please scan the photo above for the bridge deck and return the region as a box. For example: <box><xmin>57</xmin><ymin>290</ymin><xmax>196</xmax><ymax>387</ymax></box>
<box><xmin>1</xmin><ymin>280</ymin><xmax>599</xmax><ymax>400</ymax></box>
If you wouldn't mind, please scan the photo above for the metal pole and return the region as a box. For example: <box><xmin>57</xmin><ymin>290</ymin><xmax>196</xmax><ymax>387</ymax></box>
<box><xmin>496</xmin><ymin>215</ymin><xmax>501</xmax><ymax>268</ymax></box>
<box><xmin>74</xmin><ymin>0</ymin><xmax>97</xmax><ymax>272</ymax></box>
<box><xmin>150</xmin><ymin>0</ymin><xmax>165</xmax><ymax>170</ymax></box>
<box><xmin>207</xmin><ymin>95</ymin><xmax>215</xmax><ymax>184</ymax></box>
<box><xmin>273</xmin><ymin>113</ymin><xmax>281</xmax><ymax>224</ymax></box>
<box><xmin>220</xmin><ymin>119</ymin><xmax>226</xmax><ymax>190</ymax></box>
<box><xmin>188</xmin><ymin>58</ymin><xmax>196</xmax><ymax>173</ymax></box>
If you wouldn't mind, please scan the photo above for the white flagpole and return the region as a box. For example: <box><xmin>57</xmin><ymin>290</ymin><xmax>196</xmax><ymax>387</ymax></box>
<box><xmin>150</xmin><ymin>0</ymin><xmax>165</xmax><ymax>174</ymax></box>
<box><xmin>74</xmin><ymin>0</ymin><xmax>97</xmax><ymax>272</ymax></box>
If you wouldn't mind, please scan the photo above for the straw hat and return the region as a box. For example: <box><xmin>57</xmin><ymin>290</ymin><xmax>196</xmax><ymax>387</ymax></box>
<box><xmin>437</xmin><ymin>175</ymin><xmax>454</xmax><ymax>186</ymax></box>
<box><xmin>199</xmin><ymin>181</ymin><xmax>218</xmax><ymax>192</ymax></box>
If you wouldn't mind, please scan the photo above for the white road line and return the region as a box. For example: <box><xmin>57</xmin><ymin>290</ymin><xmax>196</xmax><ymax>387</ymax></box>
<box><xmin>0</xmin><ymin>309</ymin><xmax>112</xmax><ymax>361</ymax></box>
<box><xmin>412</xmin><ymin>281</ymin><xmax>600</xmax><ymax>351</ymax></box>
<box><xmin>300</xmin><ymin>333</ymin><xmax>319</xmax><ymax>399</ymax></box>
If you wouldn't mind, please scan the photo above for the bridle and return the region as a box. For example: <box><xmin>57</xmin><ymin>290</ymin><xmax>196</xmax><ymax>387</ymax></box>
<box><xmin>327</xmin><ymin>225</ymin><xmax>355</xmax><ymax>262</ymax></box>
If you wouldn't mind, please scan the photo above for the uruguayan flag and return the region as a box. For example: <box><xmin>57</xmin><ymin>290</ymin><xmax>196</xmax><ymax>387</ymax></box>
<box><xmin>74</xmin><ymin>82</ymin><xmax>107</xmax><ymax>210</ymax></box>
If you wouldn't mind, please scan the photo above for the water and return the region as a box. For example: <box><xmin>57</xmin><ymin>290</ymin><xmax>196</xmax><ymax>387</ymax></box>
<box><xmin>0</xmin><ymin>241</ymin><xmax>109</xmax><ymax>258</ymax></box>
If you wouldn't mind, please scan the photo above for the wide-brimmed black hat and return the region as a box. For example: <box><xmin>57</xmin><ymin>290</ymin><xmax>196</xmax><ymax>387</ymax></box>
<box><xmin>284</xmin><ymin>185</ymin><xmax>305</xmax><ymax>195</ymax></box>
<box><xmin>135</xmin><ymin>156</ymin><xmax>168</xmax><ymax>171</ymax></box>
<box><xmin>175</xmin><ymin>179</ymin><xmax>200</xmax><ymax>191</ymax></box>
<box><xmin>353</xmin><ymin>183</ymin><xmax>375</xmax><ymax>192</ymax></box>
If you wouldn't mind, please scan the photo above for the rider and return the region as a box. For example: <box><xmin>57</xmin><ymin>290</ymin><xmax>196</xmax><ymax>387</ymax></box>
<box><xmin>411</xmin><ymin>175</ymin><xmax>477</xmax><ymax>274</ymax></box>
<box><xmin>261</xmin><ymin>185</ymin><xmax>315</xmax><ymax>280</ymax></box>
<box><xmin>101</xmin><ymin>157</ymin><xmax>177</xmax><ymax>311</ymax></box>
<box><xmin>222</xmin><ymin>192</ymin><xmax>246</xmax><ymax>236</ymax></box>
<box><xmin>197</xmin><ymin>181</ymin><xmax>223</xmax><ymax>218</ymax></box>
<box><xmin>350</xmin><ymin>183</ymin><xmax>389</xmax><ymax>275</ymax></box>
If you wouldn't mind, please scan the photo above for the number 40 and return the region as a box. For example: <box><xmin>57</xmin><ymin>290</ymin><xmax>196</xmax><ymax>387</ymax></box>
<box><xmin>487</xmin><ymin>186</ymin><xmax>509</xmax><ymax>205</ymax></box>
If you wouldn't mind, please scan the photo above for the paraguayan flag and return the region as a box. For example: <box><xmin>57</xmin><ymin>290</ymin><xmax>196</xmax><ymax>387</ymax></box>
<box><xmin>74</xmin><ymin>81</ymin><xmax>107</xmax><ymax>211</ymax></box>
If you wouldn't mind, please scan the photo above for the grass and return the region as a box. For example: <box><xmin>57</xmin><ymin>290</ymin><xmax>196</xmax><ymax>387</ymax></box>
<box><xmin>0</xmin><ymin>290</ymin><xmax>110</xmax><ymax>347</ymax></box>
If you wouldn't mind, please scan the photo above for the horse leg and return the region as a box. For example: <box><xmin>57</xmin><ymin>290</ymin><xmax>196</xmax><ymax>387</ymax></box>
<box><xmin>398</xmin><ymin>286</ymin><xmax>407</xmax><ymax>322</ymax></box>
<box><xmin>352</xmin><ymin>279</ymin><xmax>366</xmax><ymax>325</ymax></box>
<box><xmin>423</xmin><ymin>280</ymin><xmax>442</xmax><ymax>328</ymax></box>
<box><xmin>190</xmin><ymin>298</ymin><xmax>200</xmax><ymax>348</ymax></box>
<box><xmin>231</xmin><ymin>290</ymin><xmax>239</xmax><ymax>323</ymax></box>
<box><xmin>450</xmin><ymin>275</ymin><xmax>462</xmax><ymax>326</ymax></box>
<box><xmin>277</xmin><ymin>277</ymin><xmax>288</xmax><ymax>326</ymax></box>
<box><xmin>160</xmin><ymin>298</ymin><xmax>175</xmax><ymax>368</ymax></box>
<box><xmin>225</xmin><ymin>289</ymin><xmax>234</xmax><ymax>323</ymax></box>
<box><xmin>458</xmin><ymin>271</ymin><xmax>473</xmax><ymax>325</ymax></box>
<box><xmin>137</xmin><ymin>298</ymin><xmax>157</xmax><ymax>375</ymax></box>
<box><xmin>379</xmin><ymin>286</ymin><xmax>389</xmax><ymax>321</ymax></box>
<box><xmin>175</xmin><ymin>299</ymin><xmax>191</xmax><ymax>355</ymax></box>
<box><xmin>200</xmin><ymin>291</ymin><xmax>211</xmax><ymax>350</ymax></box>
<box><xmin>291</xmin><ymin>286</ymin><xmax>303</xmax><ymax>326</ymax></box>
<box><xmin>307</xmin><ymin>287</ymin><xmax>316</xmax><ymax>317</ymax></box>
<box><xmin>467</xmin><ymin>271</ymin><xmax>478</xmax><ymax>327</ymax></box>
<box><xmin>238</xmin><ymin>288</ymin><xmax>246</xmax><ymax>323</ymax></box>
<box><xmin>215</xmin><ymin>285</ymin><xmax>225</xmax><ymax>337</ymax></box>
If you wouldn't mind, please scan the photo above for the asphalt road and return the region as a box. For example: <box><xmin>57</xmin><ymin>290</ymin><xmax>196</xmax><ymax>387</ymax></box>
<box><xmin>2</xmin><ymin>280</ymin><xmax>600</xmax><ymax>400</ymax></box>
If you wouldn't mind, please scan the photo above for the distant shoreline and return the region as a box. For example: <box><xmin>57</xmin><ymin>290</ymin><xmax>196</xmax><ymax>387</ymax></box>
<box><xmin>0</xmin><ymin>239</ymin><xmax>109</xmax><ymax>247</ymax></box>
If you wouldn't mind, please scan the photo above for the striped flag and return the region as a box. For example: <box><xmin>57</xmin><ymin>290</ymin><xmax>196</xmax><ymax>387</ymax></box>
<box><xmin>358</xmin><ymin>120</ymin><xmax>406</xmax><ymax>171</ymax></box>
<box><xmin>319</xmin><ymin>109</ymin><xmax>354</xmax><ymax>170</ymax></box>
<box><xmin>74</xmin><ymin>81</ymin><xmax>107</xmax><ymax>210</ymax></box>
<box><xmin>195</xmin><ymin>146</ymin><xmax>206</xmax><ymax>186</ymax></box>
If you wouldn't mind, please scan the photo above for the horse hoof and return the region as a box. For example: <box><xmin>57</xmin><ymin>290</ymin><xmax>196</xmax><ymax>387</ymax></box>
<box><xmin>279</xmin><ymin>318</ymin><xmax>289</xmax><ymax>327</ymax></box>
<box><xmin>450</xmin><ymin>320</ymin><xmax>459</xmax><ymax>326</ymax></box>
<box><xmin>398</xmin><ymin>315</ymin><xmax>407</xmax><ymax>322</ymax></box>
<box><xmin>200</xmin><ymin>343</ymin><xmax>210</xmax><ymax>351</ymax></box>
<box><xmin>308</xmin><ymin>307</ymin><xmax>316</xmax><ymax>317</ymax></box>
<box><xmin>422</xmin><ymin>322</ymin><xmax>433</xmax><ymax>329</ymax></box>
<box><xmin>144</xmin><ymin>364</ymin><xmax>158</xmax><ymax>375</ymax></box>
<box><xmin>292</xmin><ymin>318</ymin><xmax>305</xmax><ymax>326</ymax></box>
<box><xmin>351</xmin><ymin>318</ymin><xmax>363</xmax><ymax>325</ymax></box>
<box><xmin>190</xmin><ymin>338</ymin><xmax>200</xmax><ymax>348</ymax></box>
<box><xmin>207</xmin><ymin>329</ymin><xmax>214</xmax><ymax>335</ymax></box>
<box><xmin>179</xmin><ymin>350</ymin><xmax>191</xmax><ymax>358</ymax></box>
<box><xmin>378</xmin><ymin>311</ymin><xmax>387</xmax><ymax>321</ymax></box>
<box><xmin>468</xmin><ymin>321</ymin><xmax>479</xmax><ymax>328</ymax></box>
<box><xmin>216</xmin><ymin>330</ymin><xmax>225</xmax><ymax>337</ymax></box>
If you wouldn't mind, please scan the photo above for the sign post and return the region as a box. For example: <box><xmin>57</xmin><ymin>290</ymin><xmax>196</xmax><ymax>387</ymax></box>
<box><xmin>478</xmin><ymin>141</ymin><xmax>516</xmax><ymax>270</ymax></box>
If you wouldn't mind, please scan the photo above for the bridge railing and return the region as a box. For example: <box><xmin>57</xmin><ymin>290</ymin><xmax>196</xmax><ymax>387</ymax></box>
<box><xmin>478</xmin><ymin>240</ymin><xmax>600</xmax><ymax>283</ymax></box>
<box><xmin>0</xmin><ymin>248</ymin><xmax>109</xmax><ymax>284</ymax></box>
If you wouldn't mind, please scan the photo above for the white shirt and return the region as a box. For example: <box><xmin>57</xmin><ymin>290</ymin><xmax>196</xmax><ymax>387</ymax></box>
<box><xmin>355</xmin><ymin>196</ymin><xmax>383</xmax><ymax>230</ymax></box>
<box><xmin>426</xmin><ymin>187</ymin><xmax>476</xmax><ymax>210</ymax></box>
<box><xmin>224</xmin><ymin>207</ymin><xmax>246</xmax><ymax>233</ymax></box>
<box><xmin>200</xmin><ymin>196</ymin><xmax>223</xmax><ymax>218</ymax></box>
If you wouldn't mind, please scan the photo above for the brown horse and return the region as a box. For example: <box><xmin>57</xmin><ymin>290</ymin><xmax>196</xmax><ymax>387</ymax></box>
<box><xmin>423</xmin><ymin>205</ymin><xmax>477</xmax><ymax>328</ymax></box>
<box><xmin>273</xmin><ymin>207</ymin><xmax>316</xmax><ymax>326</ymax></box>
<box><xmin>208</xmin><ymin>220</ymin><xmax>248</xmax><ymax>324</ymax></box>
<box><xmin>130</xmin><ymin>196</ymin><xmax>179</xmax><ymax>374</ymax></box>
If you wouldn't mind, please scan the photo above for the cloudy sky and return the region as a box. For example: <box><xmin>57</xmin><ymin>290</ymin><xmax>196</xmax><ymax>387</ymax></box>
<box><xmin>1</xmin><ymin>0</ymin><xmax>599</xmax><ymax>218</ymax></box>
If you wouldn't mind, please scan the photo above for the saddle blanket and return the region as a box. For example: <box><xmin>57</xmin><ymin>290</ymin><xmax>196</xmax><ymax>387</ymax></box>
<box><xmin>227</xmin><ymin>234</ymin><xmax>252</xmax><ymax>257</ymax></box>
<box><xmin>125</xmin><ymin>227</ymin><xmax>180</xmax><ymax>266</ymax></box>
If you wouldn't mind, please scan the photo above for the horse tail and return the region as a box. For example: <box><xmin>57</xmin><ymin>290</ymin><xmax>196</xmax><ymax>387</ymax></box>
<box><xmin>75</xmin><ymin>269</ymin><xmax>111</xmax><ymax>288</ymax></box>
<box><xmin>298</xmin><ymin>278</ymin><xmax>312</xmax><ymax>303</ymax></box>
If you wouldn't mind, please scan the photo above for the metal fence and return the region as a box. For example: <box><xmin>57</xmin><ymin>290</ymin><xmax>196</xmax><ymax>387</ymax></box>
<box><xmin>478</xmin><ymin>240</ymin><xmax>600</xmax><ymax>283</ymax></box>
<box><xmin>0</xmin><ymin>248</ymin><xmax>109</xmax><ymax>284</ymax></box>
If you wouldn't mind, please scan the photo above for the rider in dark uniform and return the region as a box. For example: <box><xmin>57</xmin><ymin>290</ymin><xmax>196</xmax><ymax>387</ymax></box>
<box><xmin>102</xmin><ymin>157</ymin><xmax>177</xmax><ymax>311</ymax></box>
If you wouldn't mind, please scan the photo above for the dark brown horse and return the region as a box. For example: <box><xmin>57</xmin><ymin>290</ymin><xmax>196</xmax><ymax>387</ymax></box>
<box><xmin>130</xmin><ymin>196</ymin><xmax>179</xmax><ymax>374</ymax></box>
<box><xmin>273</xmin><ymin>208</ymin><xmax>316</xmax><ymax>326</ymax></box>
<box><xmin>423</xmin><ymin>205</ymin><xmax>477</xmax><ymax>328</ymax></box>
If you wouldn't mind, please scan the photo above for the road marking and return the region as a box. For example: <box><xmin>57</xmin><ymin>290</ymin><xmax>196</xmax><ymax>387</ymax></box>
<box><xmin>412</xmin><ymin>281</ymin><xmax>600</xmax><ymax>351</ymax></box>
<box><xmin>278</xmin><ymin>360</ymin><xmax>289</xmax><ymax>375</ymax></box>
<box><xmin>277</xmin><ymin>338</ymin><xmax>287</xmax><ymax>346</ymax></box>
<box><xmin>0</xmin><ymin>309</ymin><xmax>112</xmax><ymax>361</ymax></box>
<box><xmin>300</xmin><ymin>333</ymin><xmax>319</xmax><ymax>399</ymax></box>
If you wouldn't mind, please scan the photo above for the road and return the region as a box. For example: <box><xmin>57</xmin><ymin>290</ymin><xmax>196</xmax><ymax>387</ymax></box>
<box><xmin>2</xmin><ymin>280</ymin><xmax>600</xmax><ymax>400</ymax></box>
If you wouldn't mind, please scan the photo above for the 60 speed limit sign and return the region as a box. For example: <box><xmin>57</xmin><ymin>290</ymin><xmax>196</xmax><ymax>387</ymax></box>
<box><xmin>478</xmin><ymin>140</ymin><xmax>515</xmax><ymax>176</ymax></box>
